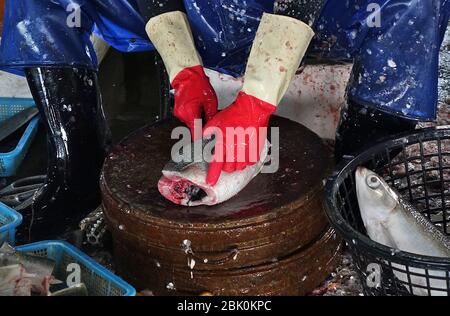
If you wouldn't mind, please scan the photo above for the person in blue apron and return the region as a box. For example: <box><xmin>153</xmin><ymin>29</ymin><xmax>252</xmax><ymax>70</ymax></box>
<box><xmin>1</xmin><ymin>0</ymin><xmax>448</xmax><ymax>239</ymax></box>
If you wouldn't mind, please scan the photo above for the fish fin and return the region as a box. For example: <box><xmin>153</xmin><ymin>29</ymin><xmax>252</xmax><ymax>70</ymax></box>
<box><xmin>49</xmin><ymin>279</ymin><xmax>64</xmax><ymax>285</ymax></box>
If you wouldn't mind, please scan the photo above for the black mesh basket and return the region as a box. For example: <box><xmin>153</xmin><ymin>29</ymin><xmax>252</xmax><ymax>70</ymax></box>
<box><xmin>324</xmin><ymin>127</ymin><xmax>450</xmax><ymax>296</ymax></box>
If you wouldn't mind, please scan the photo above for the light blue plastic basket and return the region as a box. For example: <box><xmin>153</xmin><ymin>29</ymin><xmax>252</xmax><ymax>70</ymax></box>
<box><xmin>16</xmin><ymin>241</ymin><xmax>136</xmax><ymax>296</ymax></box>
<box><xmin>0</xmin><ymin>202</ymin><xmax>23</xmax><ymax>245</ymax></box>
<box><xmin>0</xmin><ymin>98</ymin><xmax>40</xmax><ymax>177</ymax></box>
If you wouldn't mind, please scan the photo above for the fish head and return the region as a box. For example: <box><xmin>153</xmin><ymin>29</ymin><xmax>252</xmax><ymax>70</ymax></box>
<box><xmin>355</xmin><ymin>167</ymin><xmax>399</xmax><ymax>225</ymax></box>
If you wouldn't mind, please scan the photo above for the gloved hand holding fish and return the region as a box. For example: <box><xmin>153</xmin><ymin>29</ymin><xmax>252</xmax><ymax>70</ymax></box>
<box><xmin>355</xmin><ymin>167</ymin><xmax>450</xmax><ymax>296</ymax></box>
<box><xmin>145</xmin><ymin>11</ymin><xmax>218</xmax><ymax>140</ymax></box>
<box><xmin>0</xmin><ymin>243</ymin><xmax>88</xmax><ymax>296</ymax></box>
<box><xmin>155</xmin><ymin>13</ymin><xmax>314</xmax><ymax>206</ymax></box>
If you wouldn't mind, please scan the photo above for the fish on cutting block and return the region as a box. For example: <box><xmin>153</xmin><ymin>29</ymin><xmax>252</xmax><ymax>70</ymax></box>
<box><xmin>355</xmin><ymin>167</ymin><xmax>450</xmax><ymax>296</ymax></box>
<box><xmin>158</xmin><ymin>138</ymin><xmax>269</xmax><ymax>206</ymax></box>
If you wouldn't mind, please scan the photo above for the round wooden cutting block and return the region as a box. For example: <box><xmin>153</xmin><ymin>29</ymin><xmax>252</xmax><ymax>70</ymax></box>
<box><xmin>101</xmin><ymin>116</ymin><xmax>340</xmax><ymax>294</ymax></box>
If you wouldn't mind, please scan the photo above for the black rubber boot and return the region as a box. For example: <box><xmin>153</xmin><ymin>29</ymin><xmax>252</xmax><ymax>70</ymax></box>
<box><xmin>22</xmin><ymin>67</ymin><xmax>111</xmax><ymax>241</ymax></box>
<box><xmin>335</xmin><ymin>99</ymin><xmax>417</xmax><ymax>163</ymax></box>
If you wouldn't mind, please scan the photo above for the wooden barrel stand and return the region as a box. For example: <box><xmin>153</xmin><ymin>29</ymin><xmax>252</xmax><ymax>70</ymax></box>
<box><xmin>101</xmin><ymin>117</ymin><xmax>342</xmax><ymax>295</ymax></box>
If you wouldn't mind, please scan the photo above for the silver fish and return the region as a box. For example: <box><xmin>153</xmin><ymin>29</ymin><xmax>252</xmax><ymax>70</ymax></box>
<box><xmin>0</xmin><ymin>243</ymin><xmax>56</xmax><ymax>295</ymax></box>
<box><xmin>0</xmin><ymin>264</ymin><xmax>29</xmax><ymax>296</ymax></box>
<box><xmin>355</xmin><ymin>167</ymin><xmax>450</xmax><ymax>296</ymax></box>
<box><xmin>158</xmin><ymin>138</ymin><xmax>269</xmax><ymax>206</ymax></box>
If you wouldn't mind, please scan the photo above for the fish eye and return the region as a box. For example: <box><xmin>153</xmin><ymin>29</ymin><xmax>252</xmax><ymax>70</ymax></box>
<box><xmin>367</xmin><ymin>175</ymin><xmax>381</xmax><ymax>189</ymax></box>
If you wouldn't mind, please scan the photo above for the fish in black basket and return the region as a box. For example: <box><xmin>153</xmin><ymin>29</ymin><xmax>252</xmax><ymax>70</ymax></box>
<box><xmin>355</xmin><ymin>167</ymin><xmax>450</xmax><ymax>296</ymax></box>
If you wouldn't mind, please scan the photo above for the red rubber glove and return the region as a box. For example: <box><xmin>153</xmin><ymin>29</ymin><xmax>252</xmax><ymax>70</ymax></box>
<box><xmin>171</xmin><ymin>65</ymin><xmax>218</xmax><ymax>139</ymax></box>
<box><xmin>203</xmin><ymin>91</ymin><xmax>276</xmax><ymax>186</ymax></box>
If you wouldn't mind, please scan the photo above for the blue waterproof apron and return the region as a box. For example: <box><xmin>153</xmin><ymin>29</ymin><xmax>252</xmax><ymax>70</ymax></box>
<box><xmin>1</xmin><ymin>0</ymin><xmax>449</xmax><ymax>120</ymax></box>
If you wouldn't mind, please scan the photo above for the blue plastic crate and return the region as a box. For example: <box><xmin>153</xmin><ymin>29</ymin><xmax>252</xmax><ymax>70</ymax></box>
<box><xmin>0</xmin><ymin>202</ymin><xmax>22</xmax><ymax>245</ymax></box>
<box><xmin>16</xmin><ymin>240</ymin><xmax>136</xmax><ymax>296</ymax></box>
<box><xmin>0</xmin><ymin>98</ymin><xmax>40</xmax><ymax>177</ymax></box>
